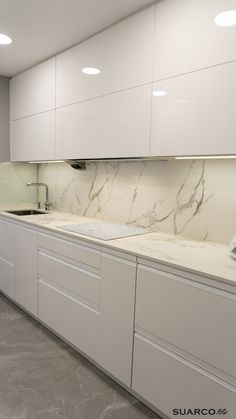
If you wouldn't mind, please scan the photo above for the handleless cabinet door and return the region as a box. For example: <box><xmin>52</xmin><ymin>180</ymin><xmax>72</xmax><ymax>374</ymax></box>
<box><xmin>56</xmin><ymin>84</ymin><xmax>152</xmax><ymax>160</ymax></box>
<box><xmin>99</xmin><ymin>252</ymin><xmax>136</xmax><ymax>387</ymax></box>
<box><xmin>11</xmin><ymin>110</ymin><xmax>55</xmax><ymax>161</ymax></box>
<box><xmin>0</xmin><ymin>218</ymin><xmax>14</xmax><ymax>299</ymax></box>
<box><xmin>56</xmin><ymin>5</ymin><xmax>155</xmax><ymax>107</ymax></box>
<box><xmin>150</xmin><ymin>61</ymin><xmax>236</xmax><ymax>157</ymax></box>
<box><xmin>154</xmin><ymin>0</ymin><xmax>236</xmax><ymax>81</ymax></box>
<box><xmin>10</xmin><ymin>58</ymin><xmax>55</xmax><ymax>120</ymax></box>
<box><xmin>0</xmin><ymin>218</ymin><xmax>14</xmax><ymax>264</ymax></box>
<box><xmin>14</xmin><ymin>225</ymin><xmax>38</xmax><ymax>316</ymax></box>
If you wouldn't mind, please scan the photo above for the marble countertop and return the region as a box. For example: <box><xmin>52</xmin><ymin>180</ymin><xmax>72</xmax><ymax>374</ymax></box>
<box><xmin>0</xmin><ymin>205</ymin><xmax>235</xmax><ymax>288</ymax></box>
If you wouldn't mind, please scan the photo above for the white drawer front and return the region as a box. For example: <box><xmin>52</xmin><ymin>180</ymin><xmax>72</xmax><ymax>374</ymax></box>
<box><xmin>38</xmin><ymin>252</ymin><xmax>100</xmax><ymax>308</ymax></box>
<box><xmin>136</xmin><ymin>265</ymin><xmax>236</xmax><ymax>379</ymax></box>
<box><xmin>39</xmin><ymin>280</ymin><xmax>99</xmax><ymax>362</ymax></box>
<box><xmin>38</xmin><ymin>233</ymin><xmax>101</xmax><ymax>270</ymax></box>
<box><xmin>132</xmin><ymin>335</ymin><xmax>236</xmax><ymax>419</ymax></box>
<box><xmin>0</xmin><ymin>259</ymin><xmax>14</xmax><ymax>299</ymax></box>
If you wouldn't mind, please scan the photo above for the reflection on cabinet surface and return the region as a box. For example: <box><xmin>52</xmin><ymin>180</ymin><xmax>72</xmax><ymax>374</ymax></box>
<box><xmin>56</xmin><ymin>5</ymin><xmax>155</xmax><ymax>107</ymax></box>
<box><xmin>153</xmin><ymin>0</ymin><xmax>236</xmax><ymax>80</ymax></box>
<box><xmin>150</xmin><ymin>61</ymin><xmax>236</xmax><ymax>157</ymax></box>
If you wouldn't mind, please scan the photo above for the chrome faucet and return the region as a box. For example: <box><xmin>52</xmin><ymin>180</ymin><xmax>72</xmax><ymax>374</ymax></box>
<box><xmin>26</xmin><ymin>182</ymin><xmax>51</xmax><ymax>211</ymax></box>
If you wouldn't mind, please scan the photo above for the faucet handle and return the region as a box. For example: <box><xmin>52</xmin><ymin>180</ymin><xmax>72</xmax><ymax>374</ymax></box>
<box><xmin>34</xmin><ymin>201</ymin><xmax>41</xmax><ymax>209</ymax></box>
<box><xmin>44</xmin><ymin>201</ymin><xmax>52</xmax><ymax>211</ymax></box>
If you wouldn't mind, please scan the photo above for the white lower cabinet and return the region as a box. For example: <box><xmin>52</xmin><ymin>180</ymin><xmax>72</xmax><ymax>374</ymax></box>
<box><xmin>1</xmin><ymin>219</ymin><xmax>235</xmax><ymax>418</ymax></box>
<box><xmin>37</xmin><ymin>233</ymin><xmax>136</xmax><ymax>386</ymax></box>
<box><xmin>0</xmin><ymin>217</ymin><xmax>14</xmax><ymax>299</ymax></box>
<box><xmin>38</xmin><ymin>279</ymin><xmax>100</xmax><ymax>361</ymax></box>
<box><xmin>132</xmin><ymin>334</ymin><xmax>236</xmax><ymax>419</ymax></box>
<box><xmin>0</xmin><ymin>259</ymin><xmax>14</xmax><ymax>299</ymax></box>
<box><xmin>135</xmin><ymin>264</ymin><xmax>236</xmax><ymax>380</ymax></box>
<box><xmin>132</xmin><ymin>262</ymin><xmax>236</xmax><ymax>418</ymax></box>
<box><xmin>14</xmin><ymin>225</ymin><xmax>38</xmax><ymax>315</ymax></box>
<box><xmin>99</xmin><ymin>252</ymin><xmax>136</xmax><ymax>386</ymax></box>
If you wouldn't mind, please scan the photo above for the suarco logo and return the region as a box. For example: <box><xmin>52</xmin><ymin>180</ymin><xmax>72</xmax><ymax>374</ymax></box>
<box><xmin>172</xmin><ymin>408</ymin><xmax>229</xmax><ymax>416</ymax></box>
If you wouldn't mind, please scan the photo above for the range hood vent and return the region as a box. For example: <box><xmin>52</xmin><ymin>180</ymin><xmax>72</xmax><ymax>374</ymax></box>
<box><xmin>65</xmin><ymin>157</ymin><xmax>169</xmax><ymax>170</ymax></box>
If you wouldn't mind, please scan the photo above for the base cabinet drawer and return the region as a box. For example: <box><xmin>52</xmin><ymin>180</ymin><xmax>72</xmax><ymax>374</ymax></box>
<box><xmin>38</xmin><ymin>233</ymin><xmax>101</xmax><ymax>269</ymax></box>
<box><xmin>38</xmin><ymin>280</ymin><xmax>99</xmax><ymax>362</ymax></box>
<box><xmin>0</xmin><ymin>259</ymin><xmax>14</xmax><ymax>299</ymax></box>
<box><xmin>38</xmin><ymin>252</ymin><xmax>100</xmax><ymax>308</ymax></box>
<box><xmin>136</xmin><ymin>265</ymin><xmax>236</xmax><ymax>379</ymax></box>
<box><xmin>132</xmin><ymin>335</ymin><xmax>236</xmax><ymax>419</ymax></box>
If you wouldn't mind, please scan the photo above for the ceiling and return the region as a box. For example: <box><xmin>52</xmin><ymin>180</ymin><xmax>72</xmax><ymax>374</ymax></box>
<box><xmin>0</xmin><ymin>0</ymin><xmax>155</xmax><ymax>77</ymax></box>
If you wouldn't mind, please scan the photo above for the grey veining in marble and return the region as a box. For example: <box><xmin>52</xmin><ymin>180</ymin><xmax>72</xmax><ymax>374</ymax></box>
<box><xmin>0</xmin><ymin>294</ymin><xmax>161</xmax><ymax>419</ymax></box>
<box><xmin>38</xmin><ymin>159</ymin><xmax>236</xmax><ymax>244</ymax></box>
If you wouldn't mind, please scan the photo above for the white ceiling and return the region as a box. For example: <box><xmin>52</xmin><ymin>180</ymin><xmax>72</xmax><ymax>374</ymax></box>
<box><xmin>0</xmin><ymin>0</ymin><xmax>155</xmax><ymax>77</ymax></box>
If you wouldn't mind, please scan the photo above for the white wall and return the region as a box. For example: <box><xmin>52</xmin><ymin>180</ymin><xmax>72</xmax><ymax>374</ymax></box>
<box><xmin>38</xmin><ymin>159</ymin><xmax>236</xmax><ymax>245</ymax></box>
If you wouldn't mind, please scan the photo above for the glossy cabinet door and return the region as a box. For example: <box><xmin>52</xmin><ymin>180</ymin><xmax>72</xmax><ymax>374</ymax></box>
<box><xmin>14</xmin><ymin>225</ymin><xmax>38</xmax><ymax>316</ymax></box>
<box><xmin>132</xmin><ymin>335</ymin><xmax>236</xmax><ymax>419</ymax></box>
<box><xmin>150</xmin><ymin>61</ymin><xmax>236</xmax><ymax>157</ymax></box>
<box><xmin>0</xmin><ymin>77</ymin><xmax>10</xmax><ymax>162</ymax></box>
<box><xmin>10</xmin><ymin>58</ymin><xmax>55</xmax><ymax>120</ymax></box>
<box><xmin>56</xmin><ymin>84</ymin><xmax>152</xmax><ymax>159</ymax></box>
<box><xmin>0</xmin><ymin>218</ymin><xmax>14</xmax><ymax>299</ymax></box>
<box><xmin>11</xmin><ymin>111</ymin><xmax>55</xmax><ymax>161</ymax></box>
<box><xmin>0</xmin><ymin>218</ymin><xmax>14</xmax><ymax>264</ymax></box>
<box><xmin>135</xmin><ymin>264</ymin><xmax>236</xmax><ymax>379</ymax></box>
<box><xmin>56</xmin><ymin>5</ymin><xmax>155</xmax><ymax>107</ymax></box>
<box><xmin>154</xmin><ymin>0</ymin><xmax>236</xmax><ymax>81</ymax></box>
<box><xmin>99</xmin><ymin>252</ymin><xmax>136</xmax><ymax>387</ymax></box>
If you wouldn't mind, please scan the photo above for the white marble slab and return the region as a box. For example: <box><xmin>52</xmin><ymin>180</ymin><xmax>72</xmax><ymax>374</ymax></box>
<box><xmin>38</xmin><ymin>159</ymin><xmax>236</xmax><ymax>245</ymax></box>
<box><xmin>0</xmin><ymin>209</ymin><xmax>235</xmax><ymax>287</ymax></box>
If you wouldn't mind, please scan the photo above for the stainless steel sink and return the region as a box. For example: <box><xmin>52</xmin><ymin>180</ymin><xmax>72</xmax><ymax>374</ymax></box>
<box><xmin>5</xmin><ymin>209</ymin><xmax>47</xmax><ymax>216</ymax></box>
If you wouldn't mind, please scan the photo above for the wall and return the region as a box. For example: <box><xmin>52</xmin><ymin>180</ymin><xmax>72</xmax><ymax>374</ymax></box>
<box><xmin>0</xmin><ymin>76</ymin><xmax>10</xmax><ymax>161</ymax></box>
<box><xmin>38</xmin><ymin>159</ymin><xmax>236</xmax><ymax>245</ymax></box>
<box><xmin>0</xmin><ymin>163</ymin><xmax>37</xmax><ymax>205</ymax></box>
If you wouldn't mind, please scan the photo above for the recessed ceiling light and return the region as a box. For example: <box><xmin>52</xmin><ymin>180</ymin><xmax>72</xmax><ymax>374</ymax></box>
<box><xmin>0</xmin><ymin>33</ymin><xmax>12</xmax><ymax>45</ymax></box>
<box><xmin>152</xmin><ymin>90</ymin><xmax>167</xmax><ymax>97</ymax></box>
<box><xmin>214</xmin><ymin>10</ymin><xmax>236</xmax><ymax>27</ymax></box>
<box><xmin>82</xmin><ymin>67</ymin><xmax>101</xmax><ymax>75</ymax></box>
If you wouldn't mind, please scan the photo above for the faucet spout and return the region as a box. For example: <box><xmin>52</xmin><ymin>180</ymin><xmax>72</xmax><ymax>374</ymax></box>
<box><xmin>26</xmin><ymin>182</ymin><xmax>50</xmax><ymax>211</ymax></box>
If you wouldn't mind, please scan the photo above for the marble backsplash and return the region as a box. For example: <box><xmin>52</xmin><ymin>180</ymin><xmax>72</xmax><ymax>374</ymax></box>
<box><xmin>0</xmin><ymin>163</ymin><xmax>37</xmax><ymax>204</ymax></box>
<box><xmin>38</xmin><ymin>159</ymin><xmax>236</xmax><ymax>245</ymax></box>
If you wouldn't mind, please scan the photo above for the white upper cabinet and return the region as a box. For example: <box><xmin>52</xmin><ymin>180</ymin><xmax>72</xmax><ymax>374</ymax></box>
<box><xmin>56</xmin><ymin>84</ymin><xmax>152</xmax><ymax>160</ymax></box>
<box><xmin>154</xmin><ymin>0</ymin><xmax>236</xmax><ymax>81</ymax></box>
<box><xmin>10</xmin><ymin>58</ymin><xmax>55</xmax><ymax>120</ymax></box>
<box><xmin>11</xmin><ymin>111</ymin><xmax>55</xmax><ymax>161</ymax></box>
<box><xmin>150</xmin><ymin>61</ymin><xmax>236</xmax><ymax>157</ymax></box>
<box><xmin>56</xmin><ymin>5</ymin><xmax>155</xmax><ymax>107</ymax></box>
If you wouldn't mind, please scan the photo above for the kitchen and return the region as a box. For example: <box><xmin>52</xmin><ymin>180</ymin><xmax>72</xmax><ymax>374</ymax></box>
<box><xmin>0</xmin><ymin>1</ymin><xmax>235</xmax><ymax>418</ymax></box>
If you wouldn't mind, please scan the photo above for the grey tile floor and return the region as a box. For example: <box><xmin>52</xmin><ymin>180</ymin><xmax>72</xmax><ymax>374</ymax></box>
<box><xmin>0</xmin><ymin>294</ymin><xmax>161</xmax><ymax>419</ymax></box>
